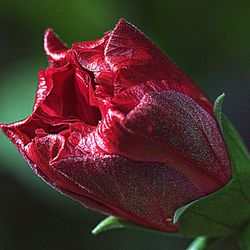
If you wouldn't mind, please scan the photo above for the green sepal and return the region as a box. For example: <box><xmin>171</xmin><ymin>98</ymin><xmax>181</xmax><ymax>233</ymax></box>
<box><xmin>213</xmin><ymin>92</ymin><xmax>225</xmax><ymax>128</ymax></box>
<box><xmin>92</xmin><ymin>216</ymin><xmax>173</xmax><ymax>236</ymax></box>
<box><xmin>186</xmin><ymin>236</ymin><xmax>222</xmax><ymax>250</ymax></box>
<box><xmin>92</xmin><ymin>94</ymin><xmax>250</xmax><ymax>237</ymax></box>
<box><xmin>92</xmin><ymin>216</ymin><xmax>144</xmax><ymax>235</ymax></box>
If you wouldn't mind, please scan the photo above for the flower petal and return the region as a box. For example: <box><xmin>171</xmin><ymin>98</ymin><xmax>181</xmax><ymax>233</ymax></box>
<box><xmin>105</xmin><ymin>19</ymin><xmax>157</xmax><ymax>70</ymax></box>
<box><xmin>72</xmin><ymin>34</ymin><xmax>110</xmax><ymax>72</ymax></box>
<box><xmin>35</xmin><ymin>64</ymin><xmax>101</xmax><ymax>126</ymax></box>
<box><xmin>0</xmin><ymin>124</ymin><xmax>120</xmax><ymax>216</ymax></box>
<box><xmin>93</xmin><ymin>90</ymin><xmax>231</xmax><ymax>193</ymax></box>
<box><xmin>105</xmin><ymin>19</ymin><xmax>213</xmax><ymax>115</ymax></box>
<box><xmin>1</xmin><ymin>64</ymin><xmax>101</xmax><ymax>145</ymax></box>
<box><xmin>33</xmin><ymin>70</ymin><xmax>53</xmax><ymax>112</ymax></box>
<box><xmin>24</xmin><ymin>133</ymin><xmax>128</xmax><ymax>217</ymax></box>
<box><xmin>1</xmin><ymin>116</ymin><xmax>68</xmax><ymax>145</ymax></box>
<box><xmin>52</xmin><ymin>154</ymin><xmax>206</xmax><ymax>232</ymax></box>
<box><xmin>44</xmin><ymin>29</ymin><xmax>69</xmax><ymax>68</ymax></box>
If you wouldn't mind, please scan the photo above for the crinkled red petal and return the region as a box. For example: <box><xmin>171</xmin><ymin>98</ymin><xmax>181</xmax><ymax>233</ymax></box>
<box><xmin>0</xmin><ymin>123</ymin><xmax>121</xmax><ymax>216</ymax></box>
<box><xmin>72</xmin><ymin>34</ymin><xmax>110</xmax><ymax>72</ymax></box>
<box><xmin>35</xmin><ymin>63</ymin><xmax>101</xmax><ymax>127</ymax></box>
<box><xmin>104</xmin><ymin>19</ymin><xmax>213</xmax><ymax>115</ymax></box>
<box><xmin>44</xmin><ymin>29</ymin><xmax>68</xmax><ymax>68</ymax></box>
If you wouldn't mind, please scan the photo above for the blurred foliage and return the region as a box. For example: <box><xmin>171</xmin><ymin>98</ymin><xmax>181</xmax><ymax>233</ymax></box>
<box><xmin>0</xmin><ymin>0</ymin><xmax>249</xmax><ymax>249</ymax></box>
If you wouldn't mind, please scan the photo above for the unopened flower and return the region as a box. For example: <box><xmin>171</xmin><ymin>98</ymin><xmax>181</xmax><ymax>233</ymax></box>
<box><xmin>1</xmin><ymin>19</ymin><xmax>231</xmax><ymax>232</ymax></box>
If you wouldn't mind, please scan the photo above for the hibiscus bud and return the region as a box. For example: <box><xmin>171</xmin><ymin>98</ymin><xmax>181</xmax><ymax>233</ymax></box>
<box><xmin>0</xmin><ymin>19</ymin><xmax>231</xmax><ymax>232</ymax></box>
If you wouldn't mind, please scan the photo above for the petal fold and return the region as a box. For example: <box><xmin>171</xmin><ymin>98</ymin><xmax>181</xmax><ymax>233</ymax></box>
<box><xmin>44</xmin><ymin>29</ymin><xmax>68</xmax><ymax>68</ymax></box>
<box><xmin>72</xmin><ymin>34</ymin><xmax>110</xmax><ymax>72</ymax></box>
<box><xmin>35</xmin><ymin>64</ymin><xmax>101</xmax><ymax>126</ymax></box>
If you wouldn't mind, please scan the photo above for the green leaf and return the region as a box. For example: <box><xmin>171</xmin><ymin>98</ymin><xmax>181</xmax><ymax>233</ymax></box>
<box><xmin>174</xmin><ymin>94</ymin><xmax>250</xmax><ymax>237</ymax></box>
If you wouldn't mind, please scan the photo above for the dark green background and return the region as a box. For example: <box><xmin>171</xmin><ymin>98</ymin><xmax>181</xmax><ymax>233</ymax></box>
<box><xmin>0</xmin><ymin>1</ymin><xmax>249</xmax><ymax>249</ymax></box>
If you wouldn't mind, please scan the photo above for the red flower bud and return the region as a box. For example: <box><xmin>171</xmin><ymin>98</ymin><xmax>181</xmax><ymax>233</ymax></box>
<box><xmin>1</xmin><ymin>19</ymin><xmax>231</xmax><ymax>232</ymax></box>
